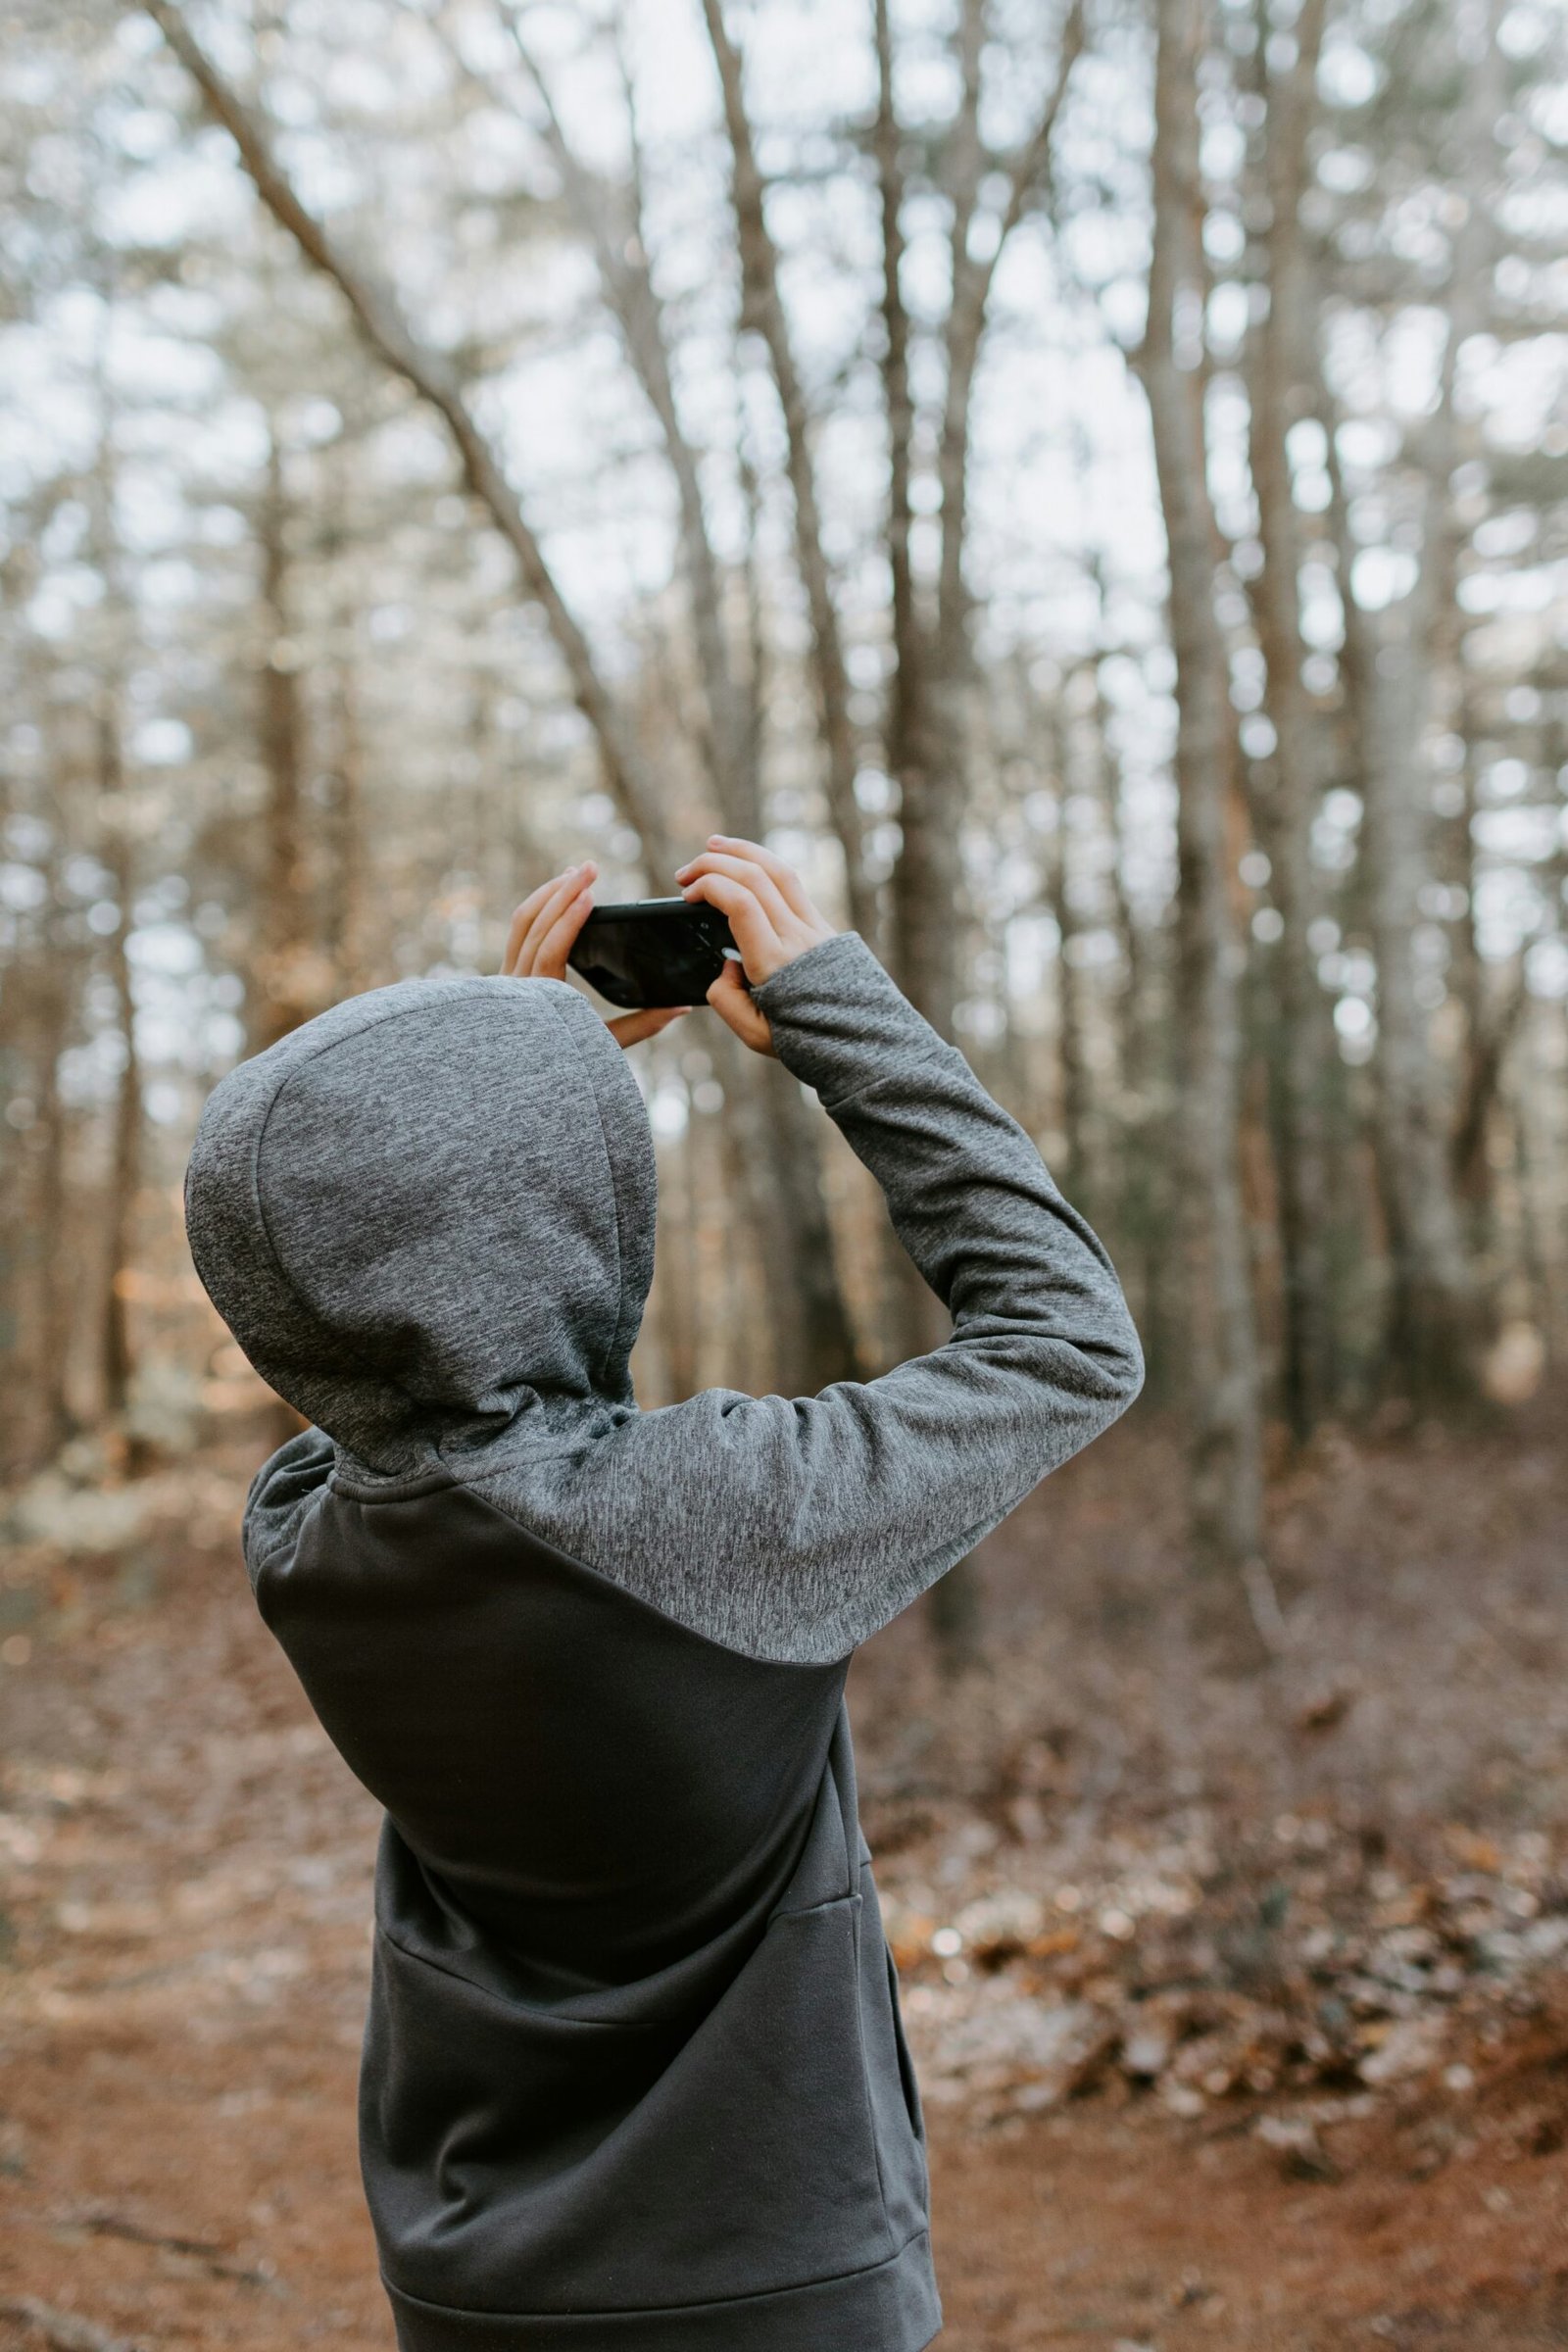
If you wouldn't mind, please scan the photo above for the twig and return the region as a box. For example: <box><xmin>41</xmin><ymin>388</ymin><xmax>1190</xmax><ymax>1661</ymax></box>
<box><xmin>0</xmin><ymin>2299</ymin><xmax>143</xmax><ymax>2352</ymax></box>
<box><xmin>62</xmin><ymin>2209</ymin><xmax>278</xmax><ymax>2287</ymax></box>
<box><xmin>69</xmin><ymin>2211</ymin><xmax>223</xmax><ymax>2258</ymax></box>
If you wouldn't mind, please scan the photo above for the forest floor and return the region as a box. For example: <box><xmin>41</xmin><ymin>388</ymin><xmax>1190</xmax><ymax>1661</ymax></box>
<box><xmin>0</xmin><ymin>1398</ymin><xmax>1565</xmax><ymax>2351</ymax></box>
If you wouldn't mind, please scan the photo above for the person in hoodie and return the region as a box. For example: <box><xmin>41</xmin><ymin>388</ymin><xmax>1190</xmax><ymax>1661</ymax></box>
<box><xmin>183</xmin><ymin>836</ymin><xmax>1144</xmax><ymax>2352</ymax></box>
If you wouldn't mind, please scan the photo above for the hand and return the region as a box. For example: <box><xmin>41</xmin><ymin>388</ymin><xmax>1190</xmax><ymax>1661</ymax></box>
<box><xmin>501</xmin><ymin>861</ymin><xmax>688</xmax><ymax>1049</ymax></box>
<box><xmin>673</xmin><ymin>836</ymin><xmax>838</xmax><ymax>1057</ymax></box>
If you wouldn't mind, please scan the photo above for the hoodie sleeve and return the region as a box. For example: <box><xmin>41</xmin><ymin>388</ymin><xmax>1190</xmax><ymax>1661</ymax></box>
<box><xmin>477</xmin><ymin>931</ymin><xmax>1143</xmax><ymax>1665</ymax></box>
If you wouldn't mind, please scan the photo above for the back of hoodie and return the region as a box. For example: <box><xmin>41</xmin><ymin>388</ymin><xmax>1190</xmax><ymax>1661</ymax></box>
<box><xmin>185</xmin><ymin>932</ymin><xmax>1142</xmax><ymax>2352</ymax></box>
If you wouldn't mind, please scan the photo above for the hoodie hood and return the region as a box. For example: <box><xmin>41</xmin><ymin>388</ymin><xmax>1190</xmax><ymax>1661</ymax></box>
<box><xmin>184</xmin><ymin>976</ymin><xmax>656</xmax><ymax>1476</ymax></box>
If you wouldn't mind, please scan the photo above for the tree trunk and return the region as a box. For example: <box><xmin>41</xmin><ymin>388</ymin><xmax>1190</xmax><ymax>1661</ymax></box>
<box><xmin>97</xmin><ymin>706</ymin><xmax>142</xmax><ymax>1425</ymax></box>
<box><xmin>886</xmin><ymin>0</ymin><xmax>985</xmax><ymax>1060</ymax></box>
<box><xmin>1137</xmin><ymin>0</ymin><xmax>1265</xmax><ymax>1591</ymax></box>
<box><xmin>38</xmin><ymin>951</ymin><xmax>76</xmax><ymax>1454</ymax></box>
<box><xmin>660</xmin><ymin>1097</ymin><xmax>703</xmax><ymax>1404</ymax></box>
<box><xmin>1046</xmin><ymin>701</ymin><xmax>1089</xmax><ymax>1202</ymax></box>
<box><xmin>1361</xmin><ymin>547</ymin><xmax>1477</xmax><ymax>1401</ymax></box>
<box><xmin>713</xmin><ymin>1032</ymin><xmax>860</xmax><ymax>1396</ymax></box>
<box><xmin>1306</xmin><ymin>56</ymin><xmax>1489</xmax><ymax>1405</ymax></box>
<box><xmin>1083</xmin><ymin>576</ymin><xmax>1172</xmax><ymax>1389</ymax></box>
<box><xmin>0</xmin><ymin>846</ymin><xmax>78</xmax><ymax>1476</ymax></box>
<box><xmin>327</xmin><ymin>654</ymin><xmax>370</xmax><ymax>997</ymax></box>
<box><xmin>1316</xmin><ymin>335</ymin><xmax>1476</xmax><ymax>1397</ymax></box>
<box><xmin>874</xmin><ymin>0</ymin><xmax>932</xmax><ymax>1015</ymax></box>
<box><xmin>253</xmin><ymin>430</ymin><xmax>318</xmax><ymax>1052</ymax></box>
<box><xmin>700</xmin><ymin>0</ymin><xmax>870</xmax><ymax>928</ymax></box>
<box><xmin>1423</xmin><ymin>20</ymin><xmax>1502</xmax><ymax>1261</ymax></box>
<box><xmin>874</xmin><ymin>0</ymin><xmax>1086</xmax><ymax>1656</ymax></box>
<box><xmin>888</xmin><ymin>0</ymin><xmax>1086</xmax><ymax>1057</ymax></box>
<box><xmin>31</xmin><ymin>942</ymin><xmax>77</xmax><ymax>1464</ymax></box>
<box><xmin>1243</xmin><ymin>0</ymin><xmax>1334</xmax><ymax>1441</ymax></box>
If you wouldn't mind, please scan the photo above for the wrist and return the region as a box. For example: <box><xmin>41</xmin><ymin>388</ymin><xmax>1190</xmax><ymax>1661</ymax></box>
<box><xmin>751</xmin><ymin>925</ymin><xmax>837</xmax><ymax>986</ymax></box>
<box><xmin>751</xmin><ymin>933</ymin><xmax>941</xmax><ymax>1108</ymax></box>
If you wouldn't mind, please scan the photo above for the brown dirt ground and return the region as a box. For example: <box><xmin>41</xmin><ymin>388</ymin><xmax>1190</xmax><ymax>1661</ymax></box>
<box><xmin>1</xmin><ymin>1407</ymin><xmax>1565</xmax><ymax>2351</ymax></box>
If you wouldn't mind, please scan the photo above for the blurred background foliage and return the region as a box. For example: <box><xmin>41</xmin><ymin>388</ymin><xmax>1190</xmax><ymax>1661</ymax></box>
<box><xmin>2</xmin><ymin>0</ymin><xmax>1567</xmax><ymax>1642</ymax></box>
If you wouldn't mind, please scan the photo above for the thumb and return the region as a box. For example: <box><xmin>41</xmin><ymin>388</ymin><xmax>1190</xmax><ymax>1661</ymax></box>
<box><xmin>706</xmin><ymin>959</ymin><xmax>774</xmax><ymax>1056</ymax></box>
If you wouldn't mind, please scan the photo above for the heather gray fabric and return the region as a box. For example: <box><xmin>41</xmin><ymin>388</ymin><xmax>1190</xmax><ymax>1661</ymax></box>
<box><xmin>186</xmin><ymin>975</ymin><xmax>652</xmax><ymax>1476</ymax></box>
<box><xmin>188</xmin><ymin>933</ymin><xmax>1143</xmax><ymax>1665</ymax></box>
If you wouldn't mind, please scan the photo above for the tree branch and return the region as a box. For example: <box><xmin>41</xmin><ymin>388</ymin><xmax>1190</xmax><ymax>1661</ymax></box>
<box><xmin>937</xmin><ymin>0</ymin><xmax>1086</xmax><ymax>669</ymax></box>
<box><xmin>480</xmin><ymin>0</ymin><xmax>757</xmax><ymax>830</ymax></box>
<box><xmin>699</xmin><ymin>0</ymin><xmax>873</xmax><ymax>934</ymax></box>
<box><xmin>143</xmin><ymin>0</ymin><xmax>671</xmax><ymax>867</ymax></box>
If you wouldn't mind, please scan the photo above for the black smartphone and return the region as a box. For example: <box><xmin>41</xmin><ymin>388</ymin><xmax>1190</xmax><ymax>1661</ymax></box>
<box><xmin>567</xmin><ymin>898</ymin><xmax>743</xmax><ymax>1010</ymax></box>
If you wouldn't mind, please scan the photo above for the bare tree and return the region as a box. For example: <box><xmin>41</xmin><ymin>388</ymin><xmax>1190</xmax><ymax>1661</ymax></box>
<box><xmin>879</xmin><ymin>0</ymin><xmax>1087</xmax><ymax>1048</ymax></box>
<box><xmin>96</xmin><ymin>707</ymin><xmax>142</xmax><ymax>1422</ymax></box>
<box><xmin>0</xmin><ymin>707</ymin><xmax>81</xmax><ymax>1471</ymax></box>
<box><xmin>1045</xmin><ymin>690</ymin><xmax>1090</xmax><ymax>1200</ymax></box>
<box><xmin>1360</xmin><ymin>535</ymin><xmax>1477</xmax><ymax>1401</ymax></box>
<box><xmin>252</xmin><ymin>425</ymin><xmax>319</xmax><ymax>1050</ymax></box>
<box><xmin>1312</xmin><ymin>270</ymin><xmax>1483</xmax><ymax>1396</ymax></box>
<box><xmin>1241</xmin><ymin>0</ymin><xmax>1336</xmax><ymax>1440</ymax></box>
<box><xmin>451</xmin><ymin>3</ymin><xmax>758</xmax><ymax>832</ymax></box>
<box><xmin>145</xmin><ymin>0</ymin><xmax>675</xmax><ymax>870</ymax></box>
<box><xmin>1135</xmin><ymin>0</ymin><xmax>1264</xmax><ymax>1588</ymax></box>
<box><xmin>699</xmin><ymin>0</ymin><xmax>872</xmax><ymax>933</ymax></box>
<box><xmin>82</xmin><ymin>397</ymin><xmax>145</xmax><ymax>1429</ymax></box>
<box><xmin>1420</xmin><ymin>16</ymin><xmax>1508</xmax><ymax>1267</ymax></box>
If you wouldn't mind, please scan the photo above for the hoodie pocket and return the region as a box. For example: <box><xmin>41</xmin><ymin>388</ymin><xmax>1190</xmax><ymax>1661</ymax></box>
<box><xmin>855</xmin><ymin>1860</ymin><xmax>929</xmax><ymax>2246</ymax></box>
<box><xmin>362</xmin><ymin>1891</ymin><xmax>900</xmax><ymax>2318</ymax></box>
<box><xmin>887</xmin><ymin>1938</ymin><xmax>925</xmax><ymax>2142</ymax></box>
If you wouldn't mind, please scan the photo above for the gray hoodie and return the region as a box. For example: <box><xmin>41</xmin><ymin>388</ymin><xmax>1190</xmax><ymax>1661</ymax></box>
<box><xmin>196</xmin><ymin>931</ymin><xmax>1143</xmax><ymax>1661</ymax></box>
<box><xmin>184</xmin><ymin>930</ymin><xmax>1142</xmax><ymax>2351</ymax></box>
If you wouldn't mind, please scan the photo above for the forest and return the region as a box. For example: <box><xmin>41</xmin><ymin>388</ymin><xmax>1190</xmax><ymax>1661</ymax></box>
<box><xmin>1</xmin><ymin>0</ymin><xmax>1566</xmax><ymax>2347</ymax></box>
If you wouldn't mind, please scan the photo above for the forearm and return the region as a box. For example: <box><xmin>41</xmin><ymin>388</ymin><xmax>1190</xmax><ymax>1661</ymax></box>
<box><xmin>753</xmin><ymin>933</ymin><xmax>1143</xmax><ymax>1396</ymax></box>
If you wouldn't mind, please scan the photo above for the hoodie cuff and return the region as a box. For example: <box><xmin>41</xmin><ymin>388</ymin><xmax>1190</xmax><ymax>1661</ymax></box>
<box><xmin>752</xmin><ymin>932</ymin><xmax>949</xmax><ymax>1109</ymax></box>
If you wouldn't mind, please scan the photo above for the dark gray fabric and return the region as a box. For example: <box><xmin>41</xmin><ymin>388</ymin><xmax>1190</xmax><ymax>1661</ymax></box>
<box><xmin>251</xmin><ymin>1451</ymin><xmax>938</xmax><ymax>2346</ymax></box>
<box><xmin>190</xmin><ymin>934</ymin><xmax>1143</xmax><ymax>1663</ymax></box>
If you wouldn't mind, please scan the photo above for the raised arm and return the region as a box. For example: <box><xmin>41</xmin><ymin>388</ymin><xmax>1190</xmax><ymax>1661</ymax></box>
<box><xmin>480</xmin><ymin>851</ymin><xmax>1144</xmax><ymax>1665</ymax></box>
<box><xmin>759</xmin><ymin>928</ymin><xmax>1142</xmax><ymax>1422</ymax></box>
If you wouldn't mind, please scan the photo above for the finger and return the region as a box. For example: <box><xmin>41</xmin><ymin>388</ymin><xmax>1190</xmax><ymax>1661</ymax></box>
<box><xmin>502</xmin><ymin>879</ymin><xmax>560</xmax><ymax>975</ymax></box>
<box><xmin>513</xmin><ymin>868</ymin><xmax>587</xmax><ymax>972</ymax></box>
<box><xmin>679</xmin><ymin>871</ymin><xmax>780</xmax><ymax>975</ymax></box>
<box><xmin>706</xmin><ymin>960</ymin><xmax>773</xmax><ymax>1055</ymax></box>
<box><xmin>673</xmin><ymin>848</ymin><xmax>794</xmax><ymax>925</ymax></box>
<box><xmin>608</xmin><ymin>1005</ymin><xmax>689</xmax><ymax>1049</ymax></box>
<box><xmin>508</xmin><ymin>864</ymin><xmax>585</xmax><ymax>942</ymax></box>
<box><xmin>518</xmin><ymin>862</ymin><xmax>596</xmax><ymax>972</ymax></box>
<box><xmin>673</xmin><ymin>851</ymin><xmax>795</xmax><ymax>935</ymax></box>
<box><xmin>700</xmin><ymin>836</ymin><xmax>818</xmax><ymax>923</ymax></box>
<box><xmin>530</xmin><ymin>882</ymin><xmax>596</xmax><ymax>981</ymax></box>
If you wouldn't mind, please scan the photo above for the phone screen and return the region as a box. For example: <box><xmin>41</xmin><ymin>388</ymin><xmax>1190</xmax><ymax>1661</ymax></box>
<box><xmin>567</xmin><ymin>899</ymin><xmax>740</xmax><ymax>1010</ymax></box>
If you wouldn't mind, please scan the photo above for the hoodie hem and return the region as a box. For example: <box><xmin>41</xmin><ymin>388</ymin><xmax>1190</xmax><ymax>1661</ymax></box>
<box><xmin>382</xmin><ymin>2230</ymin><xmax>941</xmax><ymax>2350</ymax></box>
